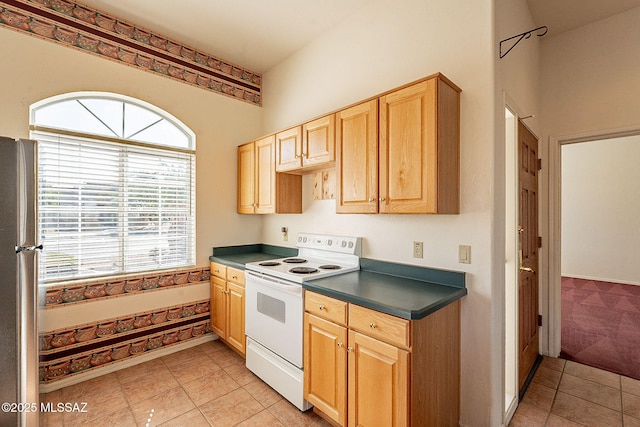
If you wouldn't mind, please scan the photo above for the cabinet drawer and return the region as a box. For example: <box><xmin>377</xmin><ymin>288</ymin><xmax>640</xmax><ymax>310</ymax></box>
<box><xmin>227</xmin><ymin>267</ymin><xmax>245</xmax><ymax>285</ymax></box>
<box><xmin>348</xmin><ymin>304</ymin><xmax>410</xmax><ymax>349</ymax></box>
<box><xmin>305</xmin><ymin>291</ymin><xmax>347</xmax><ymax>326</ymax></box>
<box><xmin>211</xmin><ymin>262</ymin><xmax>226</xmax><ymax>279</ymax></box>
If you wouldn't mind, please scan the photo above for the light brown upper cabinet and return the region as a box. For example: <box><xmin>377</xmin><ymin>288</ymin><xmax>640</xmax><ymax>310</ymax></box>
<box><xmin>336</xmin><ymin>100</ymin><xmax>379</xmax><ymax>213</ymax></box>
<box><xmin>237</xmin><ymin>136</ymin><xmax>302</xmax><ymax>214</ymax></box>
<box><xmin>337</xmin><ymin>74</ymin><xmax>460</xmax><ymax>214</ymax></box>
<box><xmin>276</xmin><ymin>114</ymin><xmax>336</xmax><ymax>173</ymax></box>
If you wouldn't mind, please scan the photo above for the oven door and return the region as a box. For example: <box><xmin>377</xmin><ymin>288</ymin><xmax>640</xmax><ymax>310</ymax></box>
<box><xmin>245</xmin><ymin>270</ymin><xmax>304</xmax><ymax>368</ymax></box>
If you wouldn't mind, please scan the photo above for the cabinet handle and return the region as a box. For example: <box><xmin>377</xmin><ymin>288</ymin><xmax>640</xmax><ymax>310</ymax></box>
<box><xmin>214</xmin><ymin>269</ymin><xmax>219</xmax><ymax>274</ymax></box>
<box><xmin>337</xmin><ymin>342</ymin><xmax>344</xmax><ymax>348</ymax></box>
<box><xmin>319</xmin><ymin>305</ymin><xmax>325</xmax><ymax>311</ymax></box>
<box><xmin>379</xmin><ymin>197</ymin><xmax>386</xmax><ymax>202</ymax></box>
<box><xmin>369</xmin><ymin>322</ymin><xmax>377</xmax><ymax>329</ymax></box>
<box><xmin>347</xmin><ymin>346</ymin><xmax>354</xmax><ymax>353</ymax></box>
<box><xmin>232</xmin><ymin>275</ymin><xmax>237</xmax><ymax>280</ymax></box>
<box><xmin>368</xmin><ymin>198</ymin><xmax>375</xmax><ymax>203</ymax></box>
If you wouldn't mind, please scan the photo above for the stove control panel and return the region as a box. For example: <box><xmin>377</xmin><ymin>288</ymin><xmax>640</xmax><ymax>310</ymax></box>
<box><xmin>296</xmin><ymin>233</ymin><xmax>362</xmax><ymax>255</ymax></box>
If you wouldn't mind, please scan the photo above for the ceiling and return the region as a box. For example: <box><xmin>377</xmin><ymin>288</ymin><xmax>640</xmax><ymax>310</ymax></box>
<box><xmin>77</xmin><ymin>0</ymin><xmax>640</xmax><ymax>73</ymax></box>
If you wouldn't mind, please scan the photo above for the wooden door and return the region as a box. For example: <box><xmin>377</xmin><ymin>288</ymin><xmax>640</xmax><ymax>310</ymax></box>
<box><xmin>304</xmin><ymin>314</ymin><xmax>347</xmax><ymax>426</ymax></box>
<box><xmin>237</xmin><ymin>142</ymin><xmax>255</xmax><ymax>214</ymax></box>
<box><xmin>518</xmin><ymin>120</ymin><xmax>540</xmax><ymax>390</ymax></box>
<box><xmin>379</xmin><ymin>80</ymin><xmax>437</xmax><ymax>214</ymax></box>
<box><xmin>336</xmin><ymin>100</ymin><xmax>379</xmax><ymax>213</ymax></box>
<box><xmin>255</xmin><ymin>135</ymin><xmax>276</xmax><ymax>214</ymax></box>
<box><xmin>226</xmin><ymin>281</ymin><xmax>245</xmax><ymax>355</ymax></box>
<box><xmin>348</xmin><ymin>330</ymin><xmax>409</xmax><ymax>427</ymax></box>
<box><xmin>275</xmin><ymin>126</ymin><xmax>302</xmax><ymax>172</ymax></box>
<box><xmin>210</xmin><ymin>277</ymin><xmax>227</xmax><ymax>338</ymax></box>
<box><xmin>303</xmin><ymin>114</ymin><xmax>335</xmax><ymax>167</ymax></box>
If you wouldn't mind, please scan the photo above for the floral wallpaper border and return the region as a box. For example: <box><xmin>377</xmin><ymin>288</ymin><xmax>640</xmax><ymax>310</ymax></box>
<box><xmin>0</xmin><ymin>0</ymin><xmax>262</xmax><ymax>105</ymax></box>
<box><xmin>43</xmin><ymin>266</ymin><xmax>210</xmax><ymax>308</ymax></box>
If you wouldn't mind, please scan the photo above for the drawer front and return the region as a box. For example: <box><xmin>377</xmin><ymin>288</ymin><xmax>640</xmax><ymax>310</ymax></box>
<box><xmin>211</xmin><ymin>262</ymin><xmax>227</xmax><ymax>279</ymax></box>
<box><xmin>348</xmin><ymin>304</ymin><xmax>410</xmax><ymax>349</ymax></box>
<box><xmin>227</xmin><ymin>267</ymin><xmax>245</xmax><ymax>285</ymax></box>
<box><xmin>305</xmin><ymin>291</ymin><xmax>347</xmax><ymax>326</ymax></box>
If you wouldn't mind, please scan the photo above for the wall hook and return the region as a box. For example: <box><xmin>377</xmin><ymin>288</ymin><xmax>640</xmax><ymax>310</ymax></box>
<box><xmin>499</xmin><ymin>26</ymin><xmax>548</xmax><ymax>58</ymax></box>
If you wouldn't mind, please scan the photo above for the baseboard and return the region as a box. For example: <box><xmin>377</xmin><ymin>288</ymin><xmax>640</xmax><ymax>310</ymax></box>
<box><xmin>562</xmin><ymin>274</ymin><xmax>640</xmax><ymax>286</ymax></box>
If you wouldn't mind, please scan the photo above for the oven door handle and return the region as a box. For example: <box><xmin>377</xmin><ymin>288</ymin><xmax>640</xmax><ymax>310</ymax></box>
<box><xmin>246</xmin><ymin>271</ymin><xmax>303</xmax><ymax>295</ymax></box>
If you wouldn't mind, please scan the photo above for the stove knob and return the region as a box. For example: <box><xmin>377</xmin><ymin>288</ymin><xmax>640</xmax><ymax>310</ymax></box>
<box><xmin>298</xmin><ymin>236</ymin><xmax>302</xmax><ymax>242</ymax></box>
<box><xmin>348</xmin><ymin>241</ymin><xmax>354</xmax><ymax>248</ymax></box>
<box><xmin>341</xmin><ymin>241</ymin><xmax>347</xmax><ymax>248</ymax></box>
<box><xmin>328</xmin><ymin>239</ymin><xmax>333</xmax><ymax>246</ymax></box>
<box><xmin>303</xmin><ymin>237</ymin><xmax>307</xmax><ymax>243</ymax></box>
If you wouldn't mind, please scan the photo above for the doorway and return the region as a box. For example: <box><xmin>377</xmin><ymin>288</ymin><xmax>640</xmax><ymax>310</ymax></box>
<box><xmin>504</xmin><ymin>106</ymin><xmax>541</xmax><ymax>419</ymax></box>
<box><xmin>548</xmin><ymin>126</ymin><xmax>640</xmax><ymax>361</ymax></box>
<box><xmin>559</xmin><ymin>135</ymin><xmax>640</xmax><ymax>379</ymax></box>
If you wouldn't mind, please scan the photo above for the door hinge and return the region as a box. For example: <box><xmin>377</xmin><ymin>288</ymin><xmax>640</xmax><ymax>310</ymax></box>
<box><xmin>538</xmin><ymin>314</ymin><xmax>543</xmax><ymax>326</ymax></box>
<box><xmin>537</xmin><ymin>236</ymin><xmax>542</xmax><ymax>248</ymax></box>
<box><xmin>537</xmin><ymin>158</ymin><xmax>542</xmax><ymax>171</ymax></box>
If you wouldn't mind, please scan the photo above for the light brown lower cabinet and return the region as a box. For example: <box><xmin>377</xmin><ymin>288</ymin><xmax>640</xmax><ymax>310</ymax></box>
<box><xmin>210</xmin><ymin>262</ymin><xmax>246</xmax><ymax>356</ymax></box>
<box><xmin>304</xmin><ymin>291</ymin><xmax>460</xmax><ymax>427</ymax></box>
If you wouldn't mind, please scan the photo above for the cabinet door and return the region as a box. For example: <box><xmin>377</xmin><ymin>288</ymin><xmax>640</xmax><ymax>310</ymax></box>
<box><xmin>336</xmin><ymin>100</ymin><xmax>379</xmax><ymax>213</ymax></box>
<box><xmin>255</xmin><ymin>135</ymin><xmax>276</xmax><ymax>214</ymax></box>
<box><xmin>303</xmin><ymin>114</ymin><xmax>335</xmax><ymax>168</ymax></box>
<box><xmin>226</xmin><ymin>281</ymin><xmax>246</xmax><ymax>355</ymax></box>
<box><xmin>210</xmin><ymin>276</ymin><xmax>227</xmax><ymax>338</ymax></box>
<box><xmin>348</xmin><ymin>330</ymin><xmax>409</xmax><ymax>427</ymax></box>
<box><xmin>304</xmin><ymin>313</ymin><xmax>347</xmax><ymax>426</ymax></box>
<box><xmin>379</xmin><ymin>80</ymin><xmax>437</xmax><ymax>214</ymax></box>
<box><xmin>237</xmin><ymin>142</ymin><xmax>256</xmax><ymax>214</ymax></box>
<box><xmin>275</xmin><ymin>126</ymin><xmax>302</xmax><ymax>172</ymax></box>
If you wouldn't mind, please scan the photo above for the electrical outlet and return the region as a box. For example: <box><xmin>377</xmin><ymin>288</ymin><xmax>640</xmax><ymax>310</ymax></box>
<box><xmin>413</xmin><ymin>241</ymin><xmax>423</xmax><ymax>258</ymax></box>
<box><xmin>281</xmin><ymin>226</ymin><xmax>288</xmax><ymax>241</ymax></box>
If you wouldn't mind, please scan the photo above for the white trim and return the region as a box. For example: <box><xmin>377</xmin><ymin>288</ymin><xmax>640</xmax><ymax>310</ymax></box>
<box><xmin>547</xmin><ymin>124</ymin><xmax>640</xmax><ymax>357</ymax></box>
<box><xmin>561</xmin><ymin>274</ymin><xmax>640</xmax><ymax>287</ymax></box>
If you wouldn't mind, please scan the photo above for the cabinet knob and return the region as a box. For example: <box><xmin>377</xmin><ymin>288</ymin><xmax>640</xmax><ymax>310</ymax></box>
<box><xmin>214</xmin><ymin>269</ymin><xmax>219</xmax><ymax>273</ymax></box>
<box><xmin>232</xmin><ymin>275</ymin><xmax>237</xmax><ymax>280</ymax></box>
<box><xmin>347</xmin><ymin>346</ymin><xmax>354</xmax><ymax>353</ymax></box>
<box><xmin>368</xmin><ymin>198</ymin><xmax>375</xmax><ymax>203</ymax></box>
<box><xmin>369</xmin><ymin>322</ymin><xmax>377</xmax><ymax>329</ymax></box>
<box><xmin>379</xmin><ymin>197</ymin><xmax>386</xmax><ymax>202</ymax></box>
<box><xmin>337</xmin><ymin>342</ymin><xmax>344</xmax><ymax>348</ymax></box>
<box><xmin>319</xmin><ymin>305</ymin><xmax>325</xmax><ymax>311</ymax></box>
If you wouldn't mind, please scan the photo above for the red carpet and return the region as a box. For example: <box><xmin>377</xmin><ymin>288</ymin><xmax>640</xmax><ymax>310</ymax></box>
<box><xmin>561</xmin><ymin>276</ymin><xmax>640</xmax><ymax>381</ymax></box>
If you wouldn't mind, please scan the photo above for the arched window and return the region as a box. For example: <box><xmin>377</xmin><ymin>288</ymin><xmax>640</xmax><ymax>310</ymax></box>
<box><xmin>31</xmin><ymin>92</ymin><xmax>196</xmax><ymax>283</ymax></box>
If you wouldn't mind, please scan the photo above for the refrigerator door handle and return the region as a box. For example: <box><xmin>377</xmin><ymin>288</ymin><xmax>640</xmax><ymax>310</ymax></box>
<box><xmin>15</xmin><ymin>244</ymin><xmax>43</xmax><ymax>253</ymax></box>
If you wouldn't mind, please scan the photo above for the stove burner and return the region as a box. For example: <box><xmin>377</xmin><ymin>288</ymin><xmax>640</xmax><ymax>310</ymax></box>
<box><xmin>258</xmin><ymin>261</ymin><xmax>281</xmax><ymax>266</ymax></box>
<box><xmin>319</xmin><ymin>265</ymin><xmax>341</xmax><ymax>270</ymax></box>
<box><xmin>283</xmin><ymin>258</ymin><xmax>307</xmax><ymax>264</ymax></box>
<box><xmin>289</xmin><ymin>267</ymin><xmax>318</xmax><ymax>274</ymax></box>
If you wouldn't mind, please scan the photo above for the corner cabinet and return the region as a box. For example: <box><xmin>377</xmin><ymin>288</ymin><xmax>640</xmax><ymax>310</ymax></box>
<box><xmin>237</xmin><ymin>136</ymin><xmax>302</xmax><ymax>214</ymax></box>
<box><xmin>304</xmin><ymin>291</ymin><xmax>461</xmax><ymax>427</ymax></box>
<box><xmin>210</xmin><ymin>262</ymin><xmax>246</xmax><ymax>356</ymax></box>
<box><xmin>337</xmin><ymin>74</ymin><xmax>460</xmax><ymax>214</ymax></box>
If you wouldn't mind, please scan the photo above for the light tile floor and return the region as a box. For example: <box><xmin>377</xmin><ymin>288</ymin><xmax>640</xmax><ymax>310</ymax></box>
<box><xmin>509</xmin><ymin>356</ymin><xmax>640</xmax><ymax>427</ymax></box>
<box><xmin>40</xmin><ymin>340</ymin><xmax>332</xmax><ymax>426</ymax></box>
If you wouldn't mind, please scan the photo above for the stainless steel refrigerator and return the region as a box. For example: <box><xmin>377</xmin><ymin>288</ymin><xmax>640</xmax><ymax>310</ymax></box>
<box><xmin>0</xmin><ymin>137</ymin><xmax>40</xmax><ymax>426</ymax></box>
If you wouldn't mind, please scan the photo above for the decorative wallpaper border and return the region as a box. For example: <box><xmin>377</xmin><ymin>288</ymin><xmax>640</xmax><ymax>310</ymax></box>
<box><xmin>43</xmin><ymin>266</ymin><xmax>210</xmax><ymax>308</ymax></box>
<box><xmin>0</xmin><ymin>0</ymin><xmax>262</xmax><ymax>105</ymax></box>
<box><xmin>39</xmin><ymin>319</ymin><xmax>212</xmax><ymax>383</ymax></box>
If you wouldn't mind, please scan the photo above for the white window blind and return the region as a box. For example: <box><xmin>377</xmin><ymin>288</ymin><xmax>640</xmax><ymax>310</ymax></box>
<box><xmin>36</xmin><ymin>131</ymin><xmax>195</xmax><ymax>283</ymax></box>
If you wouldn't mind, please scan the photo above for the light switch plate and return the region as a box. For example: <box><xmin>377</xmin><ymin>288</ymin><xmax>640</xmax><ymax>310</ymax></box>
<box><xmin>458</xmin><ymin>245</ymin><xmax>471</xmax><ymax>264</ymax></box>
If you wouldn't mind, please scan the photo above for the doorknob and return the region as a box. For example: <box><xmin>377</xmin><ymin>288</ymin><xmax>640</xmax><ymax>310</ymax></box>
<box><xmin>520</xmin><ymin>266</ymin><xmax>535</xmax><ymax>273</ymax></box>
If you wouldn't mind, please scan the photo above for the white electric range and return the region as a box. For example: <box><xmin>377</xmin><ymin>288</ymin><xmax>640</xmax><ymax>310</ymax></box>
<box><xmin>244</xmin><ymin>233</ymin><xmax>362</xmax><ymax>411</ymax></box>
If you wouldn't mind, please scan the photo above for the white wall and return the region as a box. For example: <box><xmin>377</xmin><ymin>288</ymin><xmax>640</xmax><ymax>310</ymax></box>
<box><xmin>540</xmin><ymin>7</ymin><xmax>640</xmax><ymax>138</ymax></box>
<box><xmin>562</xmin><ymin>136</ymin><xmax>640</xmax><ymax>285</ymax></box>
<box><xmin>261</xmin><ymin>1</ymin><xmax>497</xmax><ymax>424</ymax></box>
<box><xmin>0</xmin><ymin>27</ymin><xmax>264</xmax><ymax>268</ymax></box>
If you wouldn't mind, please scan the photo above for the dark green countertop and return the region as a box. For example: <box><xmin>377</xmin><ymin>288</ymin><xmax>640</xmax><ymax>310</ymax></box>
<box><xmin>209</xmin><ymin>244</ymin><xmax>296</xmax><ymax>270</ymax></box>
<box><xmin>210</xmin><ymin>246</ymin><xmax>466</xmax><ymax>320</ymax></box>
<box><xmin>302</xmin><ymin>258</ymin><xmax>466</xmax><ymax>320</ymax></box>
